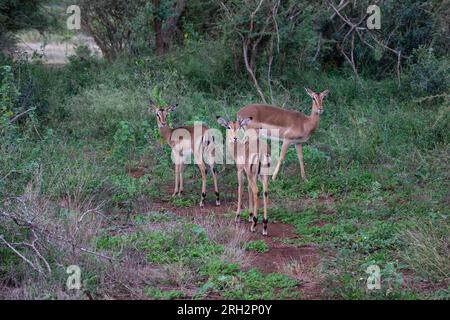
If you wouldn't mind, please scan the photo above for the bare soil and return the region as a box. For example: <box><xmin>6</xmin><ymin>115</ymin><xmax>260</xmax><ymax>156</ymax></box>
<box><xmin>151</xmin><ymin>190</ymin><xmax>325</xmax><ymax>299</ymax></box>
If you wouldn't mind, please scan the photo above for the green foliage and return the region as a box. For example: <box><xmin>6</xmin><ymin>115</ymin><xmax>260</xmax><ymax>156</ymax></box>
<box><xmin>245</xmin><ymin>240</ymin><xmax>269</xmax><ymax>253</ymax></box>
<box><xmin>212</xmin><ymin>268</ymin><xmax>299</xmax><ymax>300</ymax></box>
<box><xmin>145</xmin><ymin>287</ymin><xmax>185</xmax><ymax>300</ymax></box>
<box><xmin>0</xmin><ymin>65</ymin><xmax>20</xmax><ymax>129</ymax></box>
<box><xmin>97</xmin><ymin>223</ymin><xmax>224</xmax><ymax>264</ymax></box>
<box><xmin>405</xmin><ymin>47</ymin><xmax>450</xmax><ymax>97</ymax></box>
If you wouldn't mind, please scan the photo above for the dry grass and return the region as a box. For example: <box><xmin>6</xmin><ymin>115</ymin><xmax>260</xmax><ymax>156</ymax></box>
<box><xmin>400</xmin><ymin>219</ymin><xmax>449</xmax><ymax>283</ymax></box>
<box><xmin>193</xmin><ymin>214</ymin><xmax>252</xmax><ymax>268</ymax></box>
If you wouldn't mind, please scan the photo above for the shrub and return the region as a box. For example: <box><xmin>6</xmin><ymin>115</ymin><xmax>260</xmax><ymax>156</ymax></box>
<box><xmin>404</xmin><ymin>47</ymin><xmax>450</xmax><ymax>97</ymax></box>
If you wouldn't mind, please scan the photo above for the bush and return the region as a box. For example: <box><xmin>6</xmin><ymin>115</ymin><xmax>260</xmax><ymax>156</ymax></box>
<box><xmin>0</xmin><ymin>65</ymin><xmax>21</xmax><ymax>130</ymax></box>
<box><xmin>404</xmin><ymin>47</ymin><xmax>450</xmax><ymax>97</ymax></box>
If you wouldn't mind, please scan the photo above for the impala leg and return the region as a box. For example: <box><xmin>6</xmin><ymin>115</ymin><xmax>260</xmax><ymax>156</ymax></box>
<box><xmin>272</xmin><ymin>140</ymin><xmax>291</xmax><ymax>181</ymax></box>
<box><xmin>197</xmin><ymin>162</ymin><xmax>207</xmax><ymax>208</ymax></box>
<box><xmin>247</xmin><ymin>183</ymin><xmax>254</xmax><ymax>222</ymax></box>
<box><xmin>172</xmin><ymin>164</ymin><xmax>179</xmax><ymax>197</ymax></box>
<box><xmin>249</xmin><ymin>175</ymin><xmax>259</xmax><ymax>233</ymax></box>
<box><xmin>262</xmin><ymin>175</ymin><xmax>269</xmax><ymax>236</ymax></box>
<box><xmin>211</xmin><ymin>165</ymin><xmax>220</xmax><ymax>206</ymax></box>
<box><xmin>178</xmin><ymin>162</ymin><xmax>184</xmax><ymax>195</ymax></box>
<box><xmin>235</xmin><ymin>168</ymin><xmax>243</xmax><ymax>222</ymax></box>
<box><xmin>295</xmin><ymin>143</ymin><xmax>307</xmax><ymax>181</ymax></box>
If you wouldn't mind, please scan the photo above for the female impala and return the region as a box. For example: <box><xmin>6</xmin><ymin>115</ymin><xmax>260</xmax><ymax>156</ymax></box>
<box><xmin>217</xmin><ymin>116</ymin><xmax>272</xmax><ymax>235</ymax></box>
<box><xmin>237</xmin><ymin>88</ymin><xmax>329</xmax><ymax>181</ymax></box>
<box><xmin>151</xmin><ymin>100</ymin><xmax>220</xmax><ymax>207</ymax></box>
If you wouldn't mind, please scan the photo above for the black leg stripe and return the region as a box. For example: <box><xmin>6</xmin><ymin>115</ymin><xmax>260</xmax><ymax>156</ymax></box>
<box><xmin>215</xmin><ymin>191</ymin><xmax>220</xmax><ymax>199</ymax></box>
<box><xmin>253</xmin><ymin>216</ymin><xmax>258</xmax><ymax>223</ymax></box>
<box><xmin>202</xmin><ymin>192</ymin><xmax>206</xmax><ymax>198</ymax></box>
<box><xmin>264</xmin><ymin>191</ymin><xmax>268</xmax><ymax>197</ymax></box>
<box><xmin>263</xmin><ymin>218</ymin><xmax>268</xmax><ymax>224</ymax></box>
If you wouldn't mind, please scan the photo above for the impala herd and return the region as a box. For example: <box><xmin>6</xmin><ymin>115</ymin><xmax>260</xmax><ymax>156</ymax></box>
<box><xmin>151</xmin><ymin>88</ymin><xmax>329</xmax><ymax>235</ymax></box>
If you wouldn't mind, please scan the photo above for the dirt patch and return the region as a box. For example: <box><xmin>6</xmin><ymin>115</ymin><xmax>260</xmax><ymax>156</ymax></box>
<box><xmin>152</xmin><ymin>193</ymin><xmax>325</xmax><ymax>299</ymax></box>
<box><xmin>128</xmin><ymin>167</ymin><xmax>146</xmax><ymax>179</ymax></box>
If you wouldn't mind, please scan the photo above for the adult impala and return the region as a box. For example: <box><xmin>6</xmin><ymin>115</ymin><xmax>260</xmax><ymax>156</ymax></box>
<box><xmin>237</xmin><ymin>88</ymin><xmax>329</xmax><ymax>181</ymax></box>
<box><xmin>150</xmin><ymin>100</ymin><xmax>220</xmax><ymax>207</ymax></box>
<box><xmin>217</xmin><ymin>116</ymin><xmax>272</xmax><ymax>235</ymax></box>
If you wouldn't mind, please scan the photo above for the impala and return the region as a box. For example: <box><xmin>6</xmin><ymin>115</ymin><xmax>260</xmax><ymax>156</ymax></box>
<box><xmin>237</xmin><ymin>88</ymin><xmax>329</xmax><ymax>181</ymax></box>
<box><xmin>151</xmin><ymin>100</ymin><xmax>220</xmax><ymax>207</ymax></box>
<box><xmin>218</xmin><ymin>116</ymin><xmax>272</xmax><ymax>235</ymax></box>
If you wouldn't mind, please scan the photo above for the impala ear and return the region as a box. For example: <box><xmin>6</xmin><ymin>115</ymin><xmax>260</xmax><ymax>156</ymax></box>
<box><xmin>320</xmin><ymin>89</ymin><xmax>330</xmax><ymax>99</ymax></box>
<box><xmin>167</xmin><ymin>104</ymin><xmax>178</xmax><ymax>112</ymax></box>
<box><xmin>304</xmin><ymin>87</ymin><xmax>316</xmax><ymax>98</ymax></box>
<box><xmin>239</xmin><ymin>117</ymin><xmax>252</xmax><ymax>127</ymax></box>
<box><xmin>149</xmin><ymin>100</ymin><xmax>157</xmax><ymax>110</ymax></box>
<box><xmin>217</xmin><ymin>116</ymin><xmax>229</xmax><ymax>129</ymax></box>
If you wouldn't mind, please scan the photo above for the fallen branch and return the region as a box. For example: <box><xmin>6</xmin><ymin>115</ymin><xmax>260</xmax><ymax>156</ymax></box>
<box><xmin>0</xmin><ymin>234</ymin><xmax>47</xmax><ymax>276</ymax></box>
<box><xmin>9</xmin><ymin>108</ymin><xmax>35</xmax><ymax>124</ymax></box>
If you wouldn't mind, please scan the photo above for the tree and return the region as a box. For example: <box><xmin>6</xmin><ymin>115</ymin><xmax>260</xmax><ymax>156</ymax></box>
<box><xmin>78</xmin><ymin>0</ymin><xmax>186</xmax><ymax>59</ymax></box>
<box><xmin>0</xmin><ymin>0</ymin><xmax>56</xmax><ymax>52</ymax></box>
<box><xmin>152</xmin><ymin>0</ymin><xmax>186</xmax><ymax>55</ymax></box>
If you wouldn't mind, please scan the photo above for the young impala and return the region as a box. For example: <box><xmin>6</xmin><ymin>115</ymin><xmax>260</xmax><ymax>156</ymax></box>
<box><xmin>151</xmin><ymin>100</ymin><xmax>220</xmax><ymax>207</ymax></box>
<box><xmin>237</xmin><ymin>88</ymin><xmax>329</xmax><ymax>181</ymax></box>
<box><xmin>217</xmin><ymin>116</ymin><xmax>272</xmax><ymax>235</ymax></box>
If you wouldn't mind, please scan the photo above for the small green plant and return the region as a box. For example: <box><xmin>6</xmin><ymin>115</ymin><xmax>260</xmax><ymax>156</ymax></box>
<box><xmin>170</xmin><ymin>196</ymin><xmax>195</xmax><ymax>208</ymax></box>
<box><xmin>144</xmin><ymin>287</ymin><xmax>185</xmax><ymax>300</ymax></box>
<box><xmin>245</xmin><ymin>240</ymin><xmax>269</xmax><ymax>253</ymax></box>
<box><xmin>112</xmin><ymin>120</ymin><xmax>136</xmax><ymax>163</ymax></box>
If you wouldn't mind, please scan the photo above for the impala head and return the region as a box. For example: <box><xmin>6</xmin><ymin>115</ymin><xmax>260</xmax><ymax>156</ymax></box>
<box><xmin>217</xmin><ymin>116</ymin><xmax>252</xmax><ymax>144</ymax></box>
<box><xmin>304</xmin><ymin>88</ymin><xmax>329</xmax><ymax>115</ymax></box>
<box><xmin>149</xmin><ymin>100</ymin><xmax>177</xmax><ymax>128</ymax></box>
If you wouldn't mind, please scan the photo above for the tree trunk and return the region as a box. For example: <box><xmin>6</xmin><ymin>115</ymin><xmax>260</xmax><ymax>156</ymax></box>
<box><xmin>153</xmin><ymin>0</ymin><xmax>165</xmax><ymax>56</ymax></box>
<box><xmin>162</xmin><ymin>0</ymin><xmax>186</xmax><ymax>49</ymax></box>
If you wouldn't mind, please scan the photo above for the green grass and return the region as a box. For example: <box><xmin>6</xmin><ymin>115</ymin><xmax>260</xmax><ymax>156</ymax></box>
<box><xmin>245</xmin><ymin>240</ymin><xmax>269</xmax><ymax>253</ymax></box>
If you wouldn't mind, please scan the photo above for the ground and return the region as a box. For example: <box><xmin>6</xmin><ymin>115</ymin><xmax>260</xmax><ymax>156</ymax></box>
<box><xmin>152</xmin><ymin>189</ymin><xmax>325</xmax><ymax>299</ymax></box>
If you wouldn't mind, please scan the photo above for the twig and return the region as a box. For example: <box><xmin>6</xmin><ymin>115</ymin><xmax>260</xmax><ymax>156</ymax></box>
<box><xmin>0</xmin><ymin>234</ymin><xmax>46</xmax><ymax>276</ymax></box>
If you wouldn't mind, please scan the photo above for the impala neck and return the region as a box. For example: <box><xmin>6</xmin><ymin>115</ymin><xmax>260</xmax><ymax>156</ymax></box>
<box><xmin>159</xmin><ymin>125</ymin><xmax>173</xmax><ymax>143</ymax></box>
<box><xmin>306</xmin><ymin>103</ymin><xmax>321</xmax><ymax>132</ymax></box>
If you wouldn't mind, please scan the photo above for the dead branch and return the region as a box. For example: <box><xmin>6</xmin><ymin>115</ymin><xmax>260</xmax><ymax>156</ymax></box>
<box><xmin>326</xmin><ymin>0</ymin><xmax>403</xmax><ymax>82</ymax></box>
<box><xmin>9</xmin><ymin>108</ymin><xmax>35</xmax><ymax>124</ymax></box>
<box><xmin>0</xmin><ymin>234</ymin><xmax>47</xmax><ymax>276</ymax></box>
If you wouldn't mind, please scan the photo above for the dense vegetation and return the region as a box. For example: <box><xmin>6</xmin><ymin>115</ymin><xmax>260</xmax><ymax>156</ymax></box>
<box><xmin>0</xmin><ymin>0</ymin><xmax>448</xmax><ymax>299</ymax></box>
